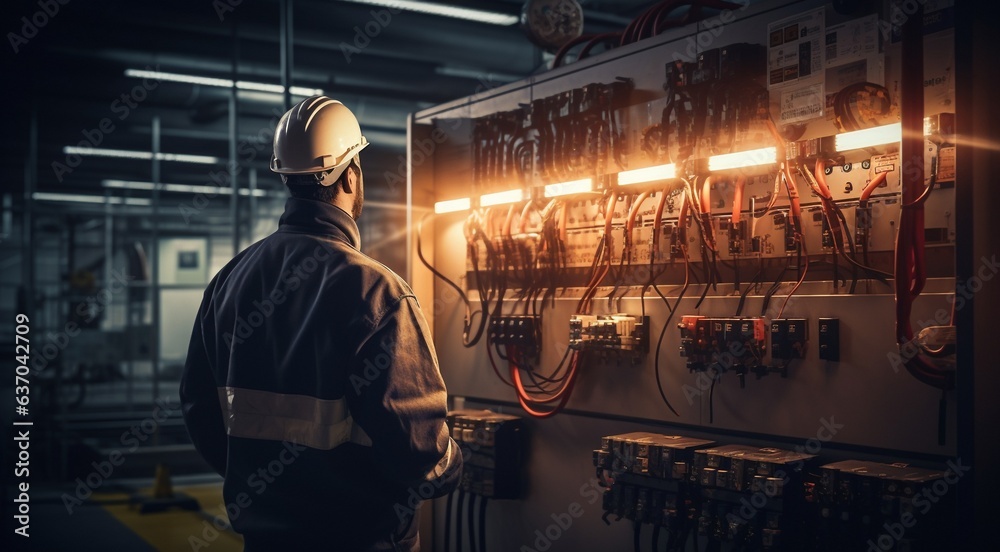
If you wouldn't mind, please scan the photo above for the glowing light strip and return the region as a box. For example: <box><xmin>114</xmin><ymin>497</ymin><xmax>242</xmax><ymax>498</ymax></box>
<box><xmin>544</xmin><ymin>178</ymin><xmax>593</xmax><ymax>197</ymax></box>
<box><xmin>835</xmin><ymin>123</ymin><xmax>902</xmax><ymax>152</ymax></box>
<box><xmin>434</xmin><ymin>197</ymin><xmax>471</xmax><ymax>213</ymax></box>
<box><xmin>63</xmin><ymin>147</ymin><xmax>221</xmax><ymax>164</ymax></box>
<box><xmin>479</xmin><ymin>189</ymin><xmax>524</xmax><ymax>207</ymax></box>
<box><xmin>618</xmin><ymin>163</ymin><xmax>676</xmax><ymax>186</ymax></box>
<box><xmin>124</xmin><ymin>69</ymin><xmax>324</xmax><ymax>97</ymax></box>
<box><xmin>708</xmin><ymin>147</ymin><xmax>777</xmax><ymax>171</ymax></box>
<box><xmin>102</xmin><ymin>180</ymin><xmax>269</xmax><ymax>197</ymax></box>
<box><xmin>33</xmin><ymin>192</ymin><xmax>151</xmax><ymax>206</ymax></box>
<box><xmin>339</xmin><ymin>0</ymin><xmax>518</xmax><ymax>25</ymax></box>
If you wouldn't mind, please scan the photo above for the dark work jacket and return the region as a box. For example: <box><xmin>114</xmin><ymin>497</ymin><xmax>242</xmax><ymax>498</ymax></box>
<box><xmin>180</xmin><ymin>197</ymin><xmax>461</xmax><ymax>552</ymax></box>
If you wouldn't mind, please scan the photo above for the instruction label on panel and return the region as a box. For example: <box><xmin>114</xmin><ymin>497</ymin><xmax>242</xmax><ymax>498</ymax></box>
<box><xmin>768</xmin><ymin>7</ymin><xmax>825</xmax><ymax>123</ymax></box>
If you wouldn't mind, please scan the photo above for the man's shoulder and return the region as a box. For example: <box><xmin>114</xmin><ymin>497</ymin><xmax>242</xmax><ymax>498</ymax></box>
<box><xmin>346</xmin><ymin>249</ymin><xmax>414</xmax><ymax>294</ymax></box>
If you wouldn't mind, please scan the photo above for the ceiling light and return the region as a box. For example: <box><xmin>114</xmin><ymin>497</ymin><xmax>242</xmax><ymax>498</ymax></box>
<box><xmin>617</xmin><ymin>163</ymin><xmax>676</xmax><ymax>186</ymax></box>
<box><xmin>708</xmin><ymin>147</ymin><xmax>778</xmax><ymax>171</ymax></box>
<box><xmin>480</xmin><ymin>189</ymin><xmax>524</xmax><ymax>207</ymax></box>
<box><xmin>544</xmin><ymin>178</ymin><xmax>593</xmax><ymax>197</ymax></box>
<box><xmin>835</xmin><ymin>123</ymin><xmax>902</xmax><ymax>152</ymax></box>
<box><xmin>124</xmin><ymin>69</ymin><xmax>324</xmax><ymax>97</ymax></box>
<box><xmin>102</xmin><ymin>180</ymin><xmax>269</xmax><ymax>197</ymax></box>
<box><xmin>63</xmin><ymin>147</ymin><xmax>220</xmax><ymax>165</ymax></box>
<box><xmin>339</xmin><ymin>0</ymin><xmax>518</xmax><ymax>26</ymax></box>
<box><xmin>434</xmin><ymin>197</ymin><xmax>471</xmax><ymax>213</ymax></box>
<box><xmin>33</xmin><ymin>192</ymin><xmax>151</xmax><ymax>206</ymax></box>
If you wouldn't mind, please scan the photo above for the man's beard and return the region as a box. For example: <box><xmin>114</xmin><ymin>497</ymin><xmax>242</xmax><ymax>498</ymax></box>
<box><xmin>351</xmin><ymin>171</ymin><xmax>363</xmax><ymax>220</ymax></box>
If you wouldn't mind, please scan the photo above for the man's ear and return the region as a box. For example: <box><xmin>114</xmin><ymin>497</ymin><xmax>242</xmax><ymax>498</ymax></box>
<box><xmin>340</xmin><ymin>165</ymin><xmax>358</xmax><ymax>194</ymax></box>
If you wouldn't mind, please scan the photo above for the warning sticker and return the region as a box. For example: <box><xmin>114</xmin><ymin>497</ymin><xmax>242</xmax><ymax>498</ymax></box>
<box><xmin>768</xmin><ymin>7</ymin><xmax>824</xmax><ymax>89</ymax></box>
<box><xmin>780</xmin><ymin>82</ymin><xmax>824</xmax><ymax>124</ymax></box>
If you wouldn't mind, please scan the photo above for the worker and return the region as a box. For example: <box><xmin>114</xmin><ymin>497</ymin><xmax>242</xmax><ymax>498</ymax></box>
<box><xmin>180</xmin><ymin>95</ymin><xmax>462</xmax><ymax>552</ymax></box>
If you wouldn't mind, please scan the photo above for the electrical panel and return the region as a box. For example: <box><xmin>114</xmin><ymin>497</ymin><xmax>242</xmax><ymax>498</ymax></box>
<box><xmin>416</xmin><ymin>0</ymin><xmax>960</xmax><ymax>549</ymax></box>
<box><xmin>447</xmin><ymin>410</ymin><xmax>524</xmax><ymax>499</ymax></box>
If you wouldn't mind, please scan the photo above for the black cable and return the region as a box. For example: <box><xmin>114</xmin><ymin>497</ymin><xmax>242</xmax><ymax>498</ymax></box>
<box><xmin>478</xmin><ymin>496</ymin><xmax>488</xmax><ymax>552</ymax></box>
<box><xmin>444</xmin><ymin>491</ymin><xmax>454</xmax><ymax>552</ymax></box>
<box><xmin>456</xmin><ymin>490</ymin><xmax>465</xmax><ymax>552</ymax></box>
<box><xmin>709</xmin><ymin>372</ymin><xmax>718</xmax><ymax>424</ymax></box>
<box><xmin>634</xmin><ymin>522</ymin><xmax>642</xmax><ymax>552</ymax></box>
<box><xmin>468</xmin><ymin>492</ymin><xmax>476</xmax><ymax>552</ymax></box>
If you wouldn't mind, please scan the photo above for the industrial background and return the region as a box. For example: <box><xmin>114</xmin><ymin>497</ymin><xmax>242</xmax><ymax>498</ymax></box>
<box><xmin>1</xmin><ymin>0</ymin><xmax>996</xmax><ymax>550</ymax></box>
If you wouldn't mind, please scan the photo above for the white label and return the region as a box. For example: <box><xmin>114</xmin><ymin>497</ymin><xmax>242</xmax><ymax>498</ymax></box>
<box><xmin>825</xmin><ymin>14</ymin><xmax>878</xmax><ymax>67</ymax></box>
<box><xmin>780</xmin><ymin>82</ymin><xmax>825</xmax><ymax>124</ymax></box>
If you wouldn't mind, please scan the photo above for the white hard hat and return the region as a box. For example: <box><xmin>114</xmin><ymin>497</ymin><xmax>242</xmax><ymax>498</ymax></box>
<box><xmin>270</xmin><ymin>96</ymin><xmax>369</xmax><ymax>184</ymax></box>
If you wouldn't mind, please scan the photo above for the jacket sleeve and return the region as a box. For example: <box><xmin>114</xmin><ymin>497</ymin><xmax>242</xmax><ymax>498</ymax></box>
<box><xmin>179</xmin><ymin>293</ymin><xmax>228</xmax><ymax>476</ymax></box>
<box><xmin>346</xmin><ymin>295</ymin><xmax>462</xmax><ymax>497</ymax></box>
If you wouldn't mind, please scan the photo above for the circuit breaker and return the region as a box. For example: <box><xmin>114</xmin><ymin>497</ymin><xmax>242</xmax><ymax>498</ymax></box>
<box><xmin>447</xmin><ymin>410</ymin><xmax>524</xmax><ymax>499</ymax></box>
<box><xmin>690</xmin><ymin>445</ymin><xmax>816</xmax><ymax>550</ymax></box>
<box><xmin>816</xmin><ymin>460</ymin><xmax>954</xmax><ymax>551</ymax></box>
<box><xmin>594</xmin><ymin>432</ymin><xmax>715</xmax><ymax>544</ymax></box>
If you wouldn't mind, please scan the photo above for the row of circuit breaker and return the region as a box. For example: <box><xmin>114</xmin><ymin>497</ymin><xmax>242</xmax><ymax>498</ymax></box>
<box><xmin>594</xmin><ymin>432</ymin><xmax>953</xmax><ymax>551</ymax></box>
<box><xmin>679</xmin><ymin>316</ymin><xmax>840</xmax><ymax>380</ymax></box>
<box><xmin>447</xmin><ymin>410</ymin><xmax>524</xmax><ymax>499</ymax></box>
<box><xmin>492</xmin><ymin>313</ymin><xmax>838</xmax><ymax>368</ymax></box>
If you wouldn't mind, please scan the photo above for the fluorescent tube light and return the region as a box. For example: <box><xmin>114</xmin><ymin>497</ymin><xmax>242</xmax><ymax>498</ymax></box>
<box><xmin>124</xmin><ymin>69</ymin><xmax>324</xmax><ymax>97</ymax></box>
<box><xmin>339</xmin><ymin>0</ymin><xmax>518</xmax><ymax>25</ymax></box>
<box><xmin>33</xmin><ymin>192</ymin><xmax>151</xmax><ymax>206</ymax></box>
<box><xmin>63</xmin><ymin>147</ymin><xmax>220</xmax><ymax>165</ymax></box>
<box><xmin>835</xmin><ymin>123</ymin><xmax>902</xmax><ymax>152</ymax></box>
<box><xmin>479</xmin><ymin>189</ymin><xmax>524</xmax><ymax>207</ymax></box>
<box><xmin>102</xmin><ymin>180</ymin><xmax>269</xmax><ymax>197</ymax></box>
<box><xmin>544</xmin><ymin>178</ymin><xmax>593</xmax><ymax>197</ymax></box>
<box><xmin>434</xmin><ymin>197</ymin><xmax>471</xmax><ymax>214</ymax></box>
<box><xmin>708</xmin><ymin>147</ymin><xmax>777</xmax><ymax>171</ymax></box>
<box><xmin>617</xmin><ymin>163</ymin><xmax>676</xmax><ymax>186</ymax></box>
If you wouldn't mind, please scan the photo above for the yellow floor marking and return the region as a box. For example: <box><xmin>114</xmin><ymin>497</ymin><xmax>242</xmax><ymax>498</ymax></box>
<box><xmin>97</xmin><ymin>483</ymin><xmax>244</xmax><ymax>552</ymax></box>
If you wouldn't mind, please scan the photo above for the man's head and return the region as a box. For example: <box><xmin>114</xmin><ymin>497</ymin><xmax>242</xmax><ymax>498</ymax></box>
<box><xmin>281</xmin><ymin>156</ymin><xmax>364</xmax><ymax>219</ymax></box>
<box><xmin>270</xmin><ymin>96</ymin><xmax>369</xmax><ymax>219</ymax></box>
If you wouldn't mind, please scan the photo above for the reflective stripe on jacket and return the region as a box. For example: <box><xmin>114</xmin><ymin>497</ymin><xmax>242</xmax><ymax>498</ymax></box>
<box><xmin>180</xmin><ymin>197</ymin><xmax>462</xmax><ymax>551</ymax></box>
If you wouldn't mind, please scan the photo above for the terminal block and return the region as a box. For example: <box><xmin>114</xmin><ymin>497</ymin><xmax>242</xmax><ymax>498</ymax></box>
<box><xmin>447</xmin><ymin>410</ymin><xmax>524</xmax><ymax>499</ymax></box>
<box><xmin>489</xmin><ymin>315</ymin><xmax>541</xmax><ymax>356</ymax></box>
<box><xmin>569</xmin><ymin>314</ymin><xmax>649</xmax><ymax>357</ymax></box>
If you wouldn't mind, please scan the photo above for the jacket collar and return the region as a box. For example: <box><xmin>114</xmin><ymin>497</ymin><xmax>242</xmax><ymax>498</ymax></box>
<box><xmin>278</xmin><ymin>197</ymin><xmax>361</xmax><ymax>249</ymax></box>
